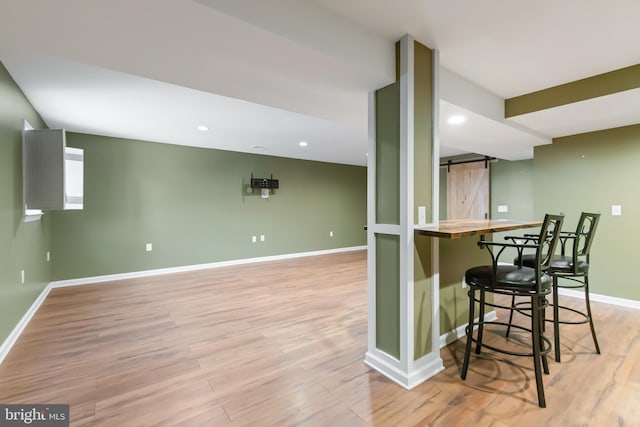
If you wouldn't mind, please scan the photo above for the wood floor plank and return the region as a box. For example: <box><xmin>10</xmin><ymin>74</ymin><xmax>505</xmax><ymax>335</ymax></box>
<box><xmin>0</xmin><ymin>250</ymin><xmax>638</xmax><ymax>426</ymax></box>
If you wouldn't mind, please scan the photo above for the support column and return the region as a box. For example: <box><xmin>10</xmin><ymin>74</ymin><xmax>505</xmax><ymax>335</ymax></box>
<box><xmin>365</xmin><ymin>34</ymin><xmax>443</xmax><ymax>388</ymax></box>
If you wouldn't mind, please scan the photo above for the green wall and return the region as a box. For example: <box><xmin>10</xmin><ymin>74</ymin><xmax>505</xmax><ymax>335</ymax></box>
<box><xmin>376</xmin><ymin>234</ymin><xmax>400</xmax><ymax>358</ymax></box>
<box><xmin>412</xmin><ymin>41</ymin><xmax>435</xmax><ymax>360</ymax></box>
<box><xmin>490</xmin><ymin>159</ymin><xmax>536</xmax><ymax>253</ymax></box>
<box><xmin>490</xmin><ymin>159</ymin><xmax>534</xmax><ymax>220</ymax></box>
<box><xmin>535</xmin><ymin>125</ymin><xmax>640</xmax><ymax>300</ymax></box>
<box><xmin>0</xmin><ymin>62</ymin><xmax>51</xmax><ymax>342</ymax></box>
<box><xmin>51</xmin><ymin>133</ymin><xmax>367</xmax><ymax>280</ymax></box>
<box><xmin>375</xmin><ymin>82</ymin><xmax>400</xmax><ymax>226</ymax></box>
<box><xmin>373</xmin><ymin>80</ymin><xmax>401</xmax><ymax>359</ymax></box>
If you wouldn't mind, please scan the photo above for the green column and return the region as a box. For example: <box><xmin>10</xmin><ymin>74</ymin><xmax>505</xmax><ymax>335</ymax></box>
<box><xmin>365</xmin><ymin>34</ymin><xmax>443</xmax><ymax>388</ymax></box>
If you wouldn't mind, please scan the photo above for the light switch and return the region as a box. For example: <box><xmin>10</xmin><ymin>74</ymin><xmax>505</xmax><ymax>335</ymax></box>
<box><xmin>612</xmin><ymin>205</ymin><xmax>622</xmax><ymax>216</ymax></box>
<box><xmin>418</xmin><ymin>206</ymin><xmax>426</xmax><ymax>225</ymax></box>
<box><xmin>145</xmin><ymin>243</ymin><xmax>153</xmax><ymax>252</ymax></box>
<box><xmin>497</xmin><ymin>205</ymin><xmax>509</xmax><ymax>213</ymax></box>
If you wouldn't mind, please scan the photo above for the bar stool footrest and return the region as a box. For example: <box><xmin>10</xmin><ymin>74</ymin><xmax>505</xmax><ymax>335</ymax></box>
<box><xmin>466</xmin><ymin>320</ymin><xmax>552</xmax><ymax>357</ymax></box>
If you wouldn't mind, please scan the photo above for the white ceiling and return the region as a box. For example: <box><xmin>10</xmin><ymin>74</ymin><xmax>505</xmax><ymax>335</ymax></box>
<box><xmin>1</xmin><ymin>0</ymin><xmax>639</xmax><ymax>166</ymax></box>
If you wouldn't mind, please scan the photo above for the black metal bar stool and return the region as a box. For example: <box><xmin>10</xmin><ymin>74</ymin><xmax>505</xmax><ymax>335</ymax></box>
<box><xmin>509</xmin><ymin>212</ymin><xmax>601</xmax><ymax>362</ymax></box>
<box><xmin>460</xmin><ymin>213</ymin><xmax>564</xmax><ymax>408</ymax></box>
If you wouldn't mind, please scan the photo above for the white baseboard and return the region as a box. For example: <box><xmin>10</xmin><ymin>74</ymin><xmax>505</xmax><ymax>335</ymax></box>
<box><xmin>439</xmin><ymin>311</ymin><xmax>498</xmax><ymax>349</ymax></box>
<box><xmin>50</xmin><ymin>245</ymin><xmax>366</xmax><ymax>288</ymax></box>
<box><xmin>558</xmin><ymin>288</ymin><xmax>640</xmax><ymax>310</ymax></box>
<box><xmin>0</xmin><ymin>284</ymin><xmax>52</xmax><ymax>365</ymax></box>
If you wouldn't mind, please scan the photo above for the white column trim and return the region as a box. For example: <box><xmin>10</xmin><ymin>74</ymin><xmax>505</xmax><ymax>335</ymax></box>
<box><xmin>370</xmin><ymin>224</ymin><xmax>402</xmax><ymax>235</ymax></box>
<box><xmin>431</xmin><ymin>49</ymin><xmax>440</xmax><ymax>225</ymax></box>
<box><xmin>366</xmin><ymin>90</ymin><xmax>377</xmax><ymax>357</ymax></box>
<box><xmin>430</xmin><ymin>48</ymin><xmax>443</xmax><ymax>361</ymax></box>
<box><xmin>398</xmin><ymin>33</ymin><xmax>415</xmax><ymax>374</ymax></box>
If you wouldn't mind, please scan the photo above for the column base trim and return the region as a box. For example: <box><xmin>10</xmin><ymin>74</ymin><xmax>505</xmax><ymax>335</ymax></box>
<box><xmin>364</xmin><ymin>351</ymin><xmax>444</xmax><ymax>390</ymax></box>
<box><xmin>364</xmin><ymin>311</ymin><xmax>496</xmax><ymax>390</ymax></box>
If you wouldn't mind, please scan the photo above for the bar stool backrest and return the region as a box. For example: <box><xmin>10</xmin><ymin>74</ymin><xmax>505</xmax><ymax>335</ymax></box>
<box><xmin>573</xmin><ymin>212</ymin><xmax>600</xmax><ymax>265</ymax></box>
<box><xmin>535</xmin><ymin>214</ymin><xmax>565</xmax><ymax>281</ymax></box>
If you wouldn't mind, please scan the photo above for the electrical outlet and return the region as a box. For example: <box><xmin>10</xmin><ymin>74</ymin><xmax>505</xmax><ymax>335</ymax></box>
<box><xmin>146</xmin><ymin>243</ymin><xmax>153</xmax><ymax>252</ymax></box>
<box><xmin>329</xmin><ymin>231</ymin><xmax>334</xmax><ymax>237</ymax></box>
<box><xmin>46</xmin><ymin>251</ymin><xmax>50</xmax><ymax>262</ymax></box>
<box><xmin>21</xmin><ymin>270</ymin><xmax>25</xmax><ymax>284</ymax></box>
<box><xmin>260</xmin><ymin>234</ymin><xmax>265</xmax><ymax>242</ymax></box>
<box><xmin>252</xmin><ymin>236</ymin><xmax>257</xmax><ymax>243</ymax></box>
<box><xmin>461</xmin><ymin>275</ymin><xmax>467</xmax><ymax>289</ymax></box>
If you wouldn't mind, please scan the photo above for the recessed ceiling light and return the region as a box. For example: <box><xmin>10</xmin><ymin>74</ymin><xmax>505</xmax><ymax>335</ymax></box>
<box><xmin>197</xmin><ymin>125</ymin><xmax>209</xmax><ymax>131</ymax></box>
<box><xmin>447</xmin><ymin>115</ymin><xmax>466</xmax><ymax>125</ymax></box>
<box><xmin>299</xmin><ymin>141</ymin><xmax>308</xmax><ymax>147</ymax></box>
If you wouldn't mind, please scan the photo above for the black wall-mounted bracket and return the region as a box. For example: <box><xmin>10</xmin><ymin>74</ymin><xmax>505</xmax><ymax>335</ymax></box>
<box><xmin>250</xmin><ymin>173</ymin><xmax>279</xmax><ymax>189</ymax></box>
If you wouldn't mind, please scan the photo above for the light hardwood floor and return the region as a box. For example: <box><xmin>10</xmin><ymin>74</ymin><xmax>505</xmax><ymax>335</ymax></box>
<box><xmin>0</xmin><ymin>250</ymin><xmax>639</xmax><ymax>426</ymax></box>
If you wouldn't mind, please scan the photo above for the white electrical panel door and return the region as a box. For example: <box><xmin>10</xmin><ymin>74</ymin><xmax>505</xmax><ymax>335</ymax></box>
<box><xmin>64</xmin><ymin>147</ymin><xmax>84</xmax><ymax>209</ymax></box>
<box><xmin>23</xmin><ymin>128</ymin><xmax>84</xmax><ymax>210</ymax></box>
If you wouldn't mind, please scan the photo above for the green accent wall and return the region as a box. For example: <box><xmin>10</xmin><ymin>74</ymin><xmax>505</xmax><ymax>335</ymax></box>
<box><xmin>413</xmin><ymin>234</ymin><xmax>432</xmax><ymax>359</ymax></box>
<box><xmin>375</xmin><ymin>233</ymin><xmax>400</xmax><ymax>358</ymax></box>
<box><xmin>373</xmin><ymin>78</ymin><xmax>401</xmax><ymax>359</ymax></box>
<box><xmin>375</xmin><ymin>82</ymin><xmax>400</xmax><ymax>225</ymax></box>
<box><xmin>490</xmin><ymin>159</ymin><xmax>534</xmax><ymax>220</ymax></box>
<box><xmin>439</xmin><ymin>236</ymin><xmax>491</xmax><ymax>334</ymax></box>
<box><xmin>534</xmin><ymin>124</ymin><xmax>640</xmax><ymax>300</ymax></box>
<box><xmin>506</xmin><ymin>64</ymin><xmax>640</xmax><ymax>117</ymax></box>
<box><xmin>51</xmin><ymin>133</ymin><xmax>367</xmax><ymax>280</ymax></box>
<box><xmin>413</xmin><ymin>41</ymin><xmax>433</xmax><ymax>224</ymax></box>
<box><xmin>412</xmin><ymin>41</ymin><xmax>434</xmax><ymax>359</ymax></box>
<box><xmin>490</xmin><ymin>159</ymin><xmax>536</xmax><ymax>259</ymax></box>
<box><xmin>439</xmin><ymin>167</ymin><xmax>447</xmax><ymax>220</ymax></box>
<box><xmin>0</xmin><ymin>61</ymin><xmax>51</xmax><ymax>343</ymax></box>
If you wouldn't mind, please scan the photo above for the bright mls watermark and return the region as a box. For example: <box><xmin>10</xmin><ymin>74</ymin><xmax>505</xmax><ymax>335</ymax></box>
<box><xmin>0</xmin><ymin>405</ymin><xmax>69</xmax><ymax>426</ymax></box>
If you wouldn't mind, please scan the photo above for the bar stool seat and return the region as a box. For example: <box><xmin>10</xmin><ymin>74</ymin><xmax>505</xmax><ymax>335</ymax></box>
<box><xmin>518</xmin><ymin>254</ymin><xmax>588</xmax><ymax>273</ymax></box>
<box><xmin>465</xmin><ymin>264</ymin><xmax>553</xmax><ymax>291</ymax></box>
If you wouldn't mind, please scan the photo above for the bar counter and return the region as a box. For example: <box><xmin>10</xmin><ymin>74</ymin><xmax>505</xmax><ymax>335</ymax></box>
<box><xmin>415</xmin><ymin>219</ymin><xmax>542</xmax><ymax>239</ymax></box>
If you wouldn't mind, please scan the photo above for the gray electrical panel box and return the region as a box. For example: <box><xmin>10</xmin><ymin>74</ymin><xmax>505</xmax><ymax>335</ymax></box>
<box><xmin>23</xmin><ymin>128</ymin><xmax>84</xmax><ymax>210</ymax></box>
